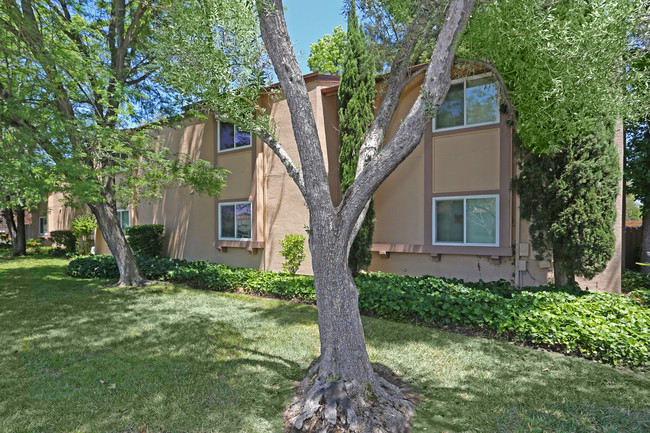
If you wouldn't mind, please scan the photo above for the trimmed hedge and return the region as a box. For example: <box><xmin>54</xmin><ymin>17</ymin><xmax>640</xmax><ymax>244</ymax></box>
<box><xmin>125</xmin><ymin>224</ymin><xmax>164</xmax><ymax>257</ymax></box>
<box><xmin>50</xmin><ymin>230</ymin><xmax>76</xmax><ymax>253</ymax></box>
<box><xmin>67</xmin><ymin>255</ymin><xmax>650</xmax><ymax>366</ymax></box>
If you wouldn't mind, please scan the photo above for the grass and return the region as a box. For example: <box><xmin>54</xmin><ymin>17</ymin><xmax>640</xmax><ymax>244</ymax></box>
<box><xmin>0</xmin><ymin>255</ymin><xmax>648</xmax><ymax>433</ymax></box>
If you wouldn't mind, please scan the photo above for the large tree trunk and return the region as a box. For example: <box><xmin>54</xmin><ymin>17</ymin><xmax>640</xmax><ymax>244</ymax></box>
<box><xmin>256</xmin><ymin>0</ymin><xmax>476</xmax><ymax>430</ymax></box>
<box><xmin>641</xmin><ymin>212</ymin><xmax>650</xmax><ymax>274</ymax></box>
<box><xmin>553</xmin><ymin>249</ymin><xmax>575</xmax><ymax>286</ymax></box>
<box><xmin>286</xmin><ymin>220</ymin><xmax>414</xmax><ymax>432</ymax></box>
<box><xmin>3</xmin><ymin>207</ymin><xmax>26</xmax><ymax>256</ymax></box>
<box><xmin>89</xmin><ymin>200</ymin><xmax>147</xmax><ymax>287</ymax></box>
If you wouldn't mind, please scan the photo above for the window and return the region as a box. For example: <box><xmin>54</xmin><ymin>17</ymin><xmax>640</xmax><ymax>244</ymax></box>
<box><xmin>219</xmin><ymin>201</ymin><xmax>252</xmax><ymax>240</ymax></box>
<box><xmin>39</xmin><ymin>216</ymin><xmax>48</xmax><ymax>235</ymax></box>
<box><xmin>434</xmin><ymin>74</ymin><xmax>499</xmax><ymax>130</ymax></box>
<box><xmin>433</xmin><ymin>195</ymin><xmax>498</xmax><ymax>245</ymax></box>
<box><xmin>218</xmin><ymin>121</ymin><xmax>251</xmax><ymax>152</ymax></box>
<box><xmin>117</xmin><ymin>209</ymin><xmax>130</xmax><ymax>230</ymax></box>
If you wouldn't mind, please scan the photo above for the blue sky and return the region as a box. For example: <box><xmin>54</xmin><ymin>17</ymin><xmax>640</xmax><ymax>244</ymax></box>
<box><xmin>283</xmin><ymin>0</ymin><xmax>346</xmax><ymax>74</ymax></box>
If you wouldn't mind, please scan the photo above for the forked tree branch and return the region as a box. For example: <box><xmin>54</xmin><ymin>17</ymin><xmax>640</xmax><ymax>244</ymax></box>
<box><xmin>341</xmin><ymin>0</ymin><xmax>477</xmax><ymax>236</ymax></box>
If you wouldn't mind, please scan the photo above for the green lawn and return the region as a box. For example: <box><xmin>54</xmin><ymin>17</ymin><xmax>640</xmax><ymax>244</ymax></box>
<box><xmin>1</xmin><ymin>255</ymin><xmax>648</xmax><ymax>433</ymax></box>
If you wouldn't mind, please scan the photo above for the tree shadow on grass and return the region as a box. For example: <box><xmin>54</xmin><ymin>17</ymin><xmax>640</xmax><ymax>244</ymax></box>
<box><xmin>246</xmin><ymin>302</ymin><xmax>650</xmax><ymax>433</ymax></box>
<box><xmin>1</xmin><ymin>270</ymin><xmax>307</xmax><ymax>433</ymax></box>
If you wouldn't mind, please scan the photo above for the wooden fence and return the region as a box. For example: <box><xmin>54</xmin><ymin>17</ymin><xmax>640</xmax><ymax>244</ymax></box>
<box><xmin>624</xmin><ymin>226</ymin><xmax>643</xmax><ymax>270</ymax></box>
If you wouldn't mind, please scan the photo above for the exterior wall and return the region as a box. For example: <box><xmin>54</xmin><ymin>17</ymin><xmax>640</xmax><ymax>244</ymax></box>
<box><xmin>261</xmin><ymin>78</ymin><xmax>339</xmax><ymax>274</ymax></box>
<box><xmin>84</xmin><ymin>71</ymin><xmax>624</xmax><ymax>292</ymax></box>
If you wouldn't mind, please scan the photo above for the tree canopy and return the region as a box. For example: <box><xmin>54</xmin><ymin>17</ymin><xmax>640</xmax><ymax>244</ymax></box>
<box><xmin>307</xmin><ymin>25</ymin><xmax>347</xmax><ymax>75</ymax></box>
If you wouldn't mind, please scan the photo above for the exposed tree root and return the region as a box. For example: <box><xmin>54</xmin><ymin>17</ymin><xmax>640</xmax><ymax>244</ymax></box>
<box><xmin>285</xmin><ymin>362</ymin><xmax>417</xmax><ymax>433</ymax></box>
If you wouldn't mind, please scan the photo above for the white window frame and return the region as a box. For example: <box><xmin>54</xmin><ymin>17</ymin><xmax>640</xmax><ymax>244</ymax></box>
<box><xmin>432</xmin><ymin>194</ymin><xmax>499</xmax><ymax>246</ymax></box>
<box><xmin>218</xmin><ymin>201</ymin><xmax>253</xmax><ymax>241</ymax></box>
<box><xmin>217</xmin><ymin>121</ymin><xmax>252</xmax><ymax>153</ymax></box>
<box><xmin>39</xmin><ymin>216</ymin><xmax>48</xmax><ymax>235</ymax></box>
<box><xmin>433</xmin><ymin>73</ymin><xmax>500</xmax><ymax>132</ymax></box>
<box><xmin>117</xmin><ymin>209</ymin><xmax>130</xmax><ymax>230</ymax></box>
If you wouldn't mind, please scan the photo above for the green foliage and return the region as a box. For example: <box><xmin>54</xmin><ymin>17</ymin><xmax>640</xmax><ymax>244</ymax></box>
<box><xmin>50</xmin><ymin>230</ymin><xmax>76</xmax><ymax>254</ymax></box>
<box><xmin>625</xmin><ymin>121</ymin><xmax>650</xmax><ymax>213</ymax></box>
<box><xmin>278</xmin><ymin>234</ymin><xmax>307</xmax><ymax>275</ymax></box>
<box><xmin>513</xmin><ymin>122</ymin><xmax>620</xmax><ymax>282</ymax></box>
<box><xmin>68</xmin><ymin>255</ymin><xmax>650</xmax><ymax>366</ymax></box>
<box><xmin>460</xmin><ymin>0</ymin><xmax>647</xmax><ymax>155</ymax></box>
<box><xmin>124</xmin><ymin>225</ymin><xmax>165</xmax><ymax>257</ymax></box>
<box><xmin>622</xmin><ymin>269</ymin><xmax>650</xmax><ymax>293</ymax></box>
<box><xmin>338</xmin><ymin>2</ymin><xmax>377</xmax><ymax>276</ymax></box>
<box><xmin>626</xmin><ymin>195</ymin><xmax>643</xmax><ymax>221</ymax></box>
<box><xmin>307</xmin><ymin>26</ymin><xmax>347</xmax><ymax>75</ymax></box>
<box><xmin>71</xmin><ymin>213</ymin><xmax>97</xmax><ymax>255</ymax></box>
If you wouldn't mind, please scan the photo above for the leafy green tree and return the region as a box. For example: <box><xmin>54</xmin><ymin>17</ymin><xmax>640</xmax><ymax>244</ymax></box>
<box><xmin>626</xmin><ymin>120</ymin><xmax>650</xmax><ymax>271</ymax></box>
<box><xmin>338</xmin><ymin>1</ymin><xmax>377</xmax><ymax>276</ymax></box>
<box><xmin>159</xmin><ymin>0</ymin><xmax>646</xmax><ymax>430</ymax></box>
<box><xmin>71</xmin><ymin>213</ymin><xmax>97</xmax><ymax>255</ymax></box>
<box><xmin>513</xmin><ymin>122</ymin><xmax>620</xmax><ymax>286</ymax></box>
<box><xmin>307</xmin><ymin>26</ymin><xmax>347</xmax><ymax>75</ymax></box>
<box><xmin>626</xmin><ymin>195</ymin><xmax>642</xmax><ymax>221</ymax></box>
<box><xmin>0</xmin><ymin>0</ymin><xmax>228</xmax><ymax>285</ymax></box>
<box><xmin>0</xmin><ymin>131</ymin><xmax>55</xmax><ymax>256</ymax></box>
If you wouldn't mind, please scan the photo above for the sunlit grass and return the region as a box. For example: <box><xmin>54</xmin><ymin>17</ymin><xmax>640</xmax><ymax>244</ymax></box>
<box><xmin>1</xmin><ymin>255</ymin><xmax>648</xmax><ymax>432</ymax></box>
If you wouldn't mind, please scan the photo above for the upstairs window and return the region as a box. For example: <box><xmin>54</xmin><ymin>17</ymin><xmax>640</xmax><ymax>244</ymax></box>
<box><xmin>434</xmin><ymin>74</ymin><xmax>499</xmax><ymax>130</ymax></box>
<box><xmin>433</xmin><ymin>195</ymin><xmax>499</xmax><ymax>246</ymax></box>
<box><xmin>218</xmin><ymin>122</ymin><xmax>251</xmax><ymax>152</ymax></box>
<box><xmin>219</xmin><ymin>201</ymin><xmax>252</xmax><ymax>240</ymax></box>
<box><xmin>117</xmin><ymin>209</ymin><xmax>130</xmax><ymax>230</ymax></box>
<box><xmin>39</xmin><ymin>216</ymin><xmax>48</xmax><ymax>235</ymax></box>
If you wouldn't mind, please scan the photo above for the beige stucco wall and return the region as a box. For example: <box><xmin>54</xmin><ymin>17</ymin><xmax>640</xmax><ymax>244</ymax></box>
<box><xmin>262</xmin><ymin>80</ymin><xmax>339</xmax><ymax>274</ymax></box>
<box><xmin>433</xmin><ymin>129</ymin><xmax>500</xmax><ymax>193</ymax></box>
<box><xmin>373</xmin><ymin>78</ymin><xmax>425</xmax><ymax>246</ymax></box>
<box><xmin>133</xmin><ymin>115</ymin><xmax>262</xmax><ymax>268</ymax></box>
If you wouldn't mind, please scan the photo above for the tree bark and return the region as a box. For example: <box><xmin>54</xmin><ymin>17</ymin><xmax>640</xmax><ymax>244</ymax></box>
<box><xmin>256</xmin><ymin>0</ymin><xmax>476</xmax><ymax>430</ymax></box>
<box><xmin>640</xmin><ymin>212</ymin><xmax>650</xmax><ymax>274</ymax></box>
<box><xmin>286</xmin><ymin>217</ymin><xmax>414</xmax><ymax>432</ymax></box>
<box><xmin>3</xmin><ymin>207</ymin><xmax>26</xmax><ymax>256</ymax></box>
<box><xmin>553</xmin><ymin>249</ymin><xmax>575</xmax><ymax>286</ymax></box>
<box><xmin>89</xmin><ymin>200</ymin><xmax>147</xmax><ymax>287</ymax></box>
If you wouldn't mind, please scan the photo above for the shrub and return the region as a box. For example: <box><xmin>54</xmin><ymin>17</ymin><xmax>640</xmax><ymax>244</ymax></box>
<box><xmin>622</xmin><ymin>269</ymin><xmax>650</xmax><ymax>293</ymax></box>
<box><xmin>67</xmin><ymin>256</ymin><xmax>650</xmax><ymax>367</ymax></box>
<box><xmin>279</xmin><ymin>234</ymin><xmax>306</xmax><ymax>275</ymax></box>
<box><xmin>50</xmin><ymin>230</ymin><xmax>76</xmax><ymax>253</ymax></box>
<box><xmin>47</xmin><ymin>247</ymin><xmax>70</xmax><ymax>258</ymax></box>
<box><xmin>71</xmin><ymin>213</ymin><xmax>97</xmax><ymax>255</ymax></box>
<box><xmin>125</xmin><ymin>224</ymin><xmax>164</xmax><ymax>257</ymax></box>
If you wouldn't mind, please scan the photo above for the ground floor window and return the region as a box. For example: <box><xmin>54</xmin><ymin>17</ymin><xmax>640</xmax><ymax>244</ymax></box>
<box><xmin>219</xmin><ymin>201</ymin><xmax>252</xmax><ymax>240</ymax></box>
<box><xmin>39</xmin><ymin>216</ymin><xmax>48</xmax><ymax>235</ymax></box>
<box><xmin>433</xmin><ymin>195</ymin><xmax>498</xmax><ymax>245</ymax></box>
<box><xmin>117</xmin><ymin>209</ymin><xmax>130</xmax><ymax>230</ymax></box>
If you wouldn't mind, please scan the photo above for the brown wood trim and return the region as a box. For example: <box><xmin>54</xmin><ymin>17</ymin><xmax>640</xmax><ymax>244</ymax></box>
<box><xmin>432</xmin><ymin>189</ymin><xmax>500</xmax><ymax>198</ymax></box>
<box><xmin>498</xmin><ymin>114</ymin><xmax>513</xmax><ymax>249</ymax></box>
<box><xmin>216</xmin><ymin>145</ymin><xmax>253</xmax><ymax>156</ymax></box>
<box><xmin>218</xmin><ymin>240</ymin><xmax>264</xmax><ymax>249</ymax></box>
<box><xmin>426</xmin><ymin>112</ymin><xmax>513</xmax><ymax>252</ymax></box>
<box><xmin>432</xmin><ymin>122</ymin><xmax>499</xmax><ymax>138</ymax></box>
<box><xmin>424</xmin><ymin>119</ymin><xmax>433</xmax><ymax>251</ymax></box>
<box><xmin>214</xmin><ymin>114</ymin><xmax>259</xmax><ymax>249</ymax></box>
<box><xmin>371</xmin><ymin>243</ymin><xmax>513</xmax><ymax>257</ymax></box>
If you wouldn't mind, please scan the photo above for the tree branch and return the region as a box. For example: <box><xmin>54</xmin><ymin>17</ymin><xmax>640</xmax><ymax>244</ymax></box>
<box><xmin>253</xmin><ymin>127</ymin><xmax>307</xmax><ymax>197</ymax></box>
<box><xmin>341</xmin><ymin>0</ymin><xmax>477</xmax><ymax>234</ymax></box>
<box><xmin>256</xmin><ymin>0</ymin><xmax>332</xmax><ymax>212</ymax></box>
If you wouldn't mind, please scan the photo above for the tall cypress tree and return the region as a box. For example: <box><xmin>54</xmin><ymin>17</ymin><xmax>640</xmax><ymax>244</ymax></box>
<box><xmin>338</xmin><ymin>1</ymin><xmax>377</xmax><ymax>276</ymax></box>
<box><xmin>513</xmin><ymin>120</ymin><xmax>620</xmax><ymax>286</ymax></box>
